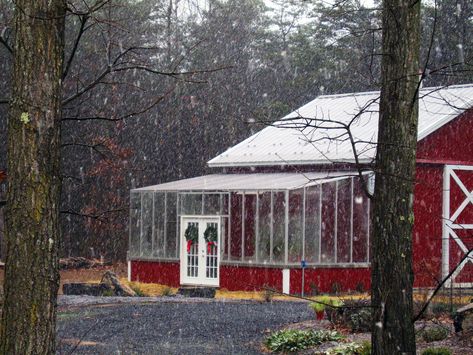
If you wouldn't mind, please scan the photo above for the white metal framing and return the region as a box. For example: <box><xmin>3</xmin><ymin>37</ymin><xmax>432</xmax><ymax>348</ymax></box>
<box><xmin>442</xmin><ymin>165</ymin><xmax>473</xmax><ymax>288</ymax></box>
<box><xmin>179</xmin><ymin>215</ymin><xmax>221</xmax><ymax>287</ymax></box>
<box><xmin>130</xmin><ymin>173</ymin><xmax>372</xmax><ymax>267</ymax></box>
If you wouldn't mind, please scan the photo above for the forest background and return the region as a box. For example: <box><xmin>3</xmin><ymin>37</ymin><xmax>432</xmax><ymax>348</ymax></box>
<box><xmin>0</xmin><ymin>0</ymin><xmax>471</xmax><ymax>261</ymax></box>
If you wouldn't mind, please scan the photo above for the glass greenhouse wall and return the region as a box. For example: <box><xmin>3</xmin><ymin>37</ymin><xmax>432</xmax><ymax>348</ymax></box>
<box><xmin>129</xmin><ymin>176</ymin><xmax>371</xmax><ymax>266</ymax></box>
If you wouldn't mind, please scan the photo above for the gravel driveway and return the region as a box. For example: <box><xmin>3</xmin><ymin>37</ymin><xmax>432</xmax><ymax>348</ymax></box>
<box><xmin>57</xmin><ymin>297</ymin><xmax>313</xmax><ymax>354</ymax></box>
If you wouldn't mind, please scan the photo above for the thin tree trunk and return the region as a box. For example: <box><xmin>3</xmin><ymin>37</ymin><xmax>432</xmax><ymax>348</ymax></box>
<box><xmin>1</xmin><ymin>1</ymin><xmax>66</xmax><ymax>353</ymax></box>
<box><xmin>371</xmin><ymin>0</ymin><xmax>421</xmax><ymax>353</ymax></box>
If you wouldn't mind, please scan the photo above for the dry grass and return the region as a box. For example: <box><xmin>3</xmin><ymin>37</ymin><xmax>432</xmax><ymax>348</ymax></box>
<box><xmin>215</xmin><ymin>289</ymin><xmax>295</xmax><ymax>301</ymax></box>
<box><xmin>1</xmin><ymin>264</ymin><xmax>471</xmax><ymax>305</ymax></box>
<box><xmin>121</xmin><ymin>279</ymin><xmax>178</xmax><ymax>297</ymax></box>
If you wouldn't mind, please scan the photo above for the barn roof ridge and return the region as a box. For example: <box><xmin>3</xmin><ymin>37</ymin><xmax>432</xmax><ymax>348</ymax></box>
<box><xmin>208</xmin><ymin>84</ymin><xmax>473</xmax><ymax>168</ymax></box>
<box><xmin>314</xmin><ymin>83</ymin><xmax>473</xmax><ymax>101</ymax></box>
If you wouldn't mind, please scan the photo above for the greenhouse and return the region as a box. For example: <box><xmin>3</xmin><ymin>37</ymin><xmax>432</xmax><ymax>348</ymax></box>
<box><xmin>129</xmin><ymin>172</ymin><xmax>371</xmax><ymax>289</ymax></box>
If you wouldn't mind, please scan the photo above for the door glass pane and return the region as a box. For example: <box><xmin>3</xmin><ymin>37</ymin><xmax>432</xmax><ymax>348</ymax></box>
<box><xmin>185</xmin><ymin>221</ymin><xmax>199</xmax><ymax>277</ymax></box>
<box><xmin>205</xmin><ymin>221</ymin><xmax>219</xmax><ymax>279</ymax></box>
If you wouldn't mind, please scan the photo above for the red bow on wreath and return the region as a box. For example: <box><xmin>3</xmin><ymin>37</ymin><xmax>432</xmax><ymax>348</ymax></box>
<box><xmin>187</xmin><ymin>240</ymin><xmax>193</xmax><ymax>253</ymax></box>
<box><xmin>207</xmin><ymin>241</ymin><xmax>216</xmax><ymax>254</ymax></box>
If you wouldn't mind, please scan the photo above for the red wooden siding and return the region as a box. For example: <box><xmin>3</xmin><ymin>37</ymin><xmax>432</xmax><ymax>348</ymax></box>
<box><xmin>412</xmin><ymin>166</ymin><xmax>443</xmax><ymax>287</ymax></box>
<box><xmin>130</xmin><ymin>260</ymin><xmax>370</xmax><ymax>293</ymax></box>
<box><xmin>220</xmin><ymin>265</ymin><xmax>283</xmax><ymax>291</ymax></box>
<box><xmin>131</xmin><ymin>260</ymin><xmax>180</xmax><ymax>287</ymax></box>
<box><xmin>417</xmin><ymin>109</ymin><xmax>473</xmax><ymax>163</ymax></box>
<box><xmin>413</xmin><ymin>108</ymin><xmax>473</xmax><ymax>287</ymax></box>
<box><xmin>290</xmin><ymin>267</ymin><xmax>370</xmax><ymax>294</ymax></box>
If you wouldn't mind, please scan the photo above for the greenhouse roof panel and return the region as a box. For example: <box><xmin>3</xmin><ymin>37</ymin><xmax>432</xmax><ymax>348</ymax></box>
<box><xmin>132</xmin><ymin>172</ymin><xmax>361</xmax><ymax>192</ymax></box>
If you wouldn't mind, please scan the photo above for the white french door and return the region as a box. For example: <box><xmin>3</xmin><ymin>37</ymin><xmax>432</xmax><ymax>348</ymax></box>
<box><xmin>180</xmin><ymin>216</ymin><xmax>220</xmax><ymax>287</ymax></box>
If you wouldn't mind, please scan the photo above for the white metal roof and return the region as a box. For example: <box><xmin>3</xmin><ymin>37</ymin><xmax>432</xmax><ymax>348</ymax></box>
<box><xmin>132</xmin><ymin>172</ymin><xmax>360</xmax><ymax>192</ymax></box>
<box><xmin>208</xmin><ymin>84</ymin><xmax>473</xmax><ymax>167</ymax></box>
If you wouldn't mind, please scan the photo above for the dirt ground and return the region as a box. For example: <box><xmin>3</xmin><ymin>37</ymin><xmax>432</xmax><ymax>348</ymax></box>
<box><xmin>0</xmin><ymin>264</ymin><xmax>472</xmax><ymax>353</ymax></box>
<box><xmin>0</xmin><ymin>263</ymin><xmax>127</xmax><ymax>294</ymax></box>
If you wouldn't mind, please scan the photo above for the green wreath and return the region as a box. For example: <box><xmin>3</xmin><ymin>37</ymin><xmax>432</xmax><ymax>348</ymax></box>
<box><xmin>184</xmin><ymin>224</ymin><xmax>198</xmax><ymax>243</ymax></box>
<box><xmin>204</xmin><ymin>225</ymin><xmax>218</xmax><ymax>243</ymax></box>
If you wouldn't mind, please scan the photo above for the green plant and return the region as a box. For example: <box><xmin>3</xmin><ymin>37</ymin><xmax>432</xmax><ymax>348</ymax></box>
<box><xmin>348</xmin><ymin>308</ymin><xmax>372</xmax><ymax>332</ymax></box>
<box><xmin>309</xmin><ymin>301</ymin><xmax>326</xmax><ymax>313</ymax></box>
<box><xmin>309</xmin><ymin>281</ymin><xmax>319</xmax><ymax>296</ymax></box>
<box><xmin>430</xmin><ymin>302</ymin><xmax>455</xmax><ymax>316</ymax></box>
<box><xmin>327</xmin><ymin>341</ymin><xmax>371</xmax><ymax>355</ymax></box>
<box><xmin>355</xmin><ymin>282</ymin><xmax>365</xmax><ymax>293</ymax></box>
<box><xmin>265</xmin><ymin>329</ymin><xmax>343</xmax><ymax>352</ymax></box>
<box><xmin>310</xmin><ymin>296</ymin><xmax>343</xmax><ymax>312</ymax></box>
<box><xmin>421</xmin><ymin>347</ymin><xmax>452</xmax><ymax>355</ymax></box>
<box><xmin>161</xmin><ymin>286</ymin><xmax>173</xmax><ymax>296</ymax></box>
<box><xmin>331</xmin><ymin>281</ymin><xmax>342</xmax><ymax>295</ymax></box>
<box><xmin>418</xmin><ymin>325</ymin><xmax>449</xmax><ymax>343</ymax></box>
<box><xmin>263</xmin><ymin>287</ymin><xmax>274</xmax><ymax>303</ymax></box>
<box><xmin>102</xmin><ymin>289</ymin><xmax>114</xmax><ymax>297</ymax></box>
<box><xmin>310</xmin><ymin>296</ymin><xmax>344</xmax><ymax>322</ymax></box>
<box><xmin>130</xmin><ymin>285</ymin><xmax>147</xmax><ymax>297</ymax></box>
<box><xmin>328</xmin><ymin>299</ymin><xmax>372</xmax><ymax>332</ymax></box>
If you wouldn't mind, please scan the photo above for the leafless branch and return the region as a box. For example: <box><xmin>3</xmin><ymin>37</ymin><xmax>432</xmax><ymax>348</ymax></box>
<box><xmin>66</xmin><ymin>0</ymin><xmax>111</xmax><ymax>17</ymax></box>
<box><xmin>62</xmin><ymin>85</ymin><xmax>174</xmax><ymax>122</ymax></box>
<box><xmin>63</xmin><ymin>14</ymin><xmax>89</xmax><ymax>80</ymax></box>
<box><xmin>413</xmin><ymin>244</ymin><xmax>473</xmax><ymax>322</ymax></box>
<box><xmin>60</xmin><ymin>208</ymin><xmax>126</xmax><ymax>222</ymax></box>
<box><xmin>0</xmin><ymin>30</ymin><xmax>12</xmax><ymax>53</ymax></box>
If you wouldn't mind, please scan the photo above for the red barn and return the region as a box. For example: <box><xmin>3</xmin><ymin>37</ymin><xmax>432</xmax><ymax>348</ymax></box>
<box><xmin>128</xmin><ymin>84</ymin><xmax>473</xmax><ymax>294</ymax></box>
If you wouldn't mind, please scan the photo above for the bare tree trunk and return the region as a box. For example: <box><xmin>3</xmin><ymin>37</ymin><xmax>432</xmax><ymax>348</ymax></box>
<box><xmin>0</xmin><ymin>1</ymin><xmax>65</xmax><ymax>353</ymax></box>
<box><xmin>371</xmin><ymin>0</ymin><xmax>421</xmax><ymax>353</ymax></box>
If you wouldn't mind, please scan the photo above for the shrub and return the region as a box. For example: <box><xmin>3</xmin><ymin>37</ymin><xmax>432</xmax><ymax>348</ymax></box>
<box><xmin>101</xmin><ymin>289</ymin><xmax>114</xmax><ymax>297</ymax></box>
<box><xmin>161</xmin><ymin>286</ymin><xmax>173</xmax><ymax>296</ymax></box>
<box><xmin>430</xmin><ymin>302</ymin><xmax>453</xmax><ymax>316</ymax></box>
<box><xmin>421</xmin><ymin>347</ymin><xmax>452</xmax><ymax>355</ymax></box>
<box><xmin>130</xmin><ymin>284</ymin><xmax>147</xmax><ymax>297</ymax></box>
<box><xmin>347</xmin><ymin>308</ymin><xmax>372</xmax><ymax>332</ymax></box>
<box><xmin>309</xmin><ymin>282</ymin><xmax>319</xmax><ymax>296</ymax></box>
<box><xmin>327</xmin><ymin>341</ymin><xmax>371</xmax><ymax>355</ymax></box>
<box><xmin>418</xmin><ymin>325</ymin><xmax>449</xmax><ymax>343</ymax></box>
<box><xmin>329</xmin><ymin>299</ymin><xmax>372</xmax><ymax>332</ymax></box>
<box><xmin>331</xmin><ymin>282</ymin><xmax>342</xmax><ymax>295</ymax></box>
<box><xmin>309</xmin><ymin>301</ymin><xmax>326</xmax><ymax>313</ymax></box>
<box><xmin>263</xmin><ymin>288</ymin><xmax>274</xmax><ymax>303</ymax></box>
<box><xmin>265</xmin><ymin>329</ymin><xmax>343</xmax><ymax>352</ymax></box>
<box><xmin>355</xmin><ymin>282</ymin><xmax>365</xmax><ymax>293</ymax></box>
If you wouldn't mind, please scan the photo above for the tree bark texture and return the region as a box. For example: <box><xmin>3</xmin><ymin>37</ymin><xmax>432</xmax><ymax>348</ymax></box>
<box><xmin>371</xmin><ymin>0</ymin><xmax>420</xmax><ymax>354</ymax></box>
<box><xmin>1</xmin><ymin>1</ymin><xmax>65</xmax><ymax>354</ymax></box>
